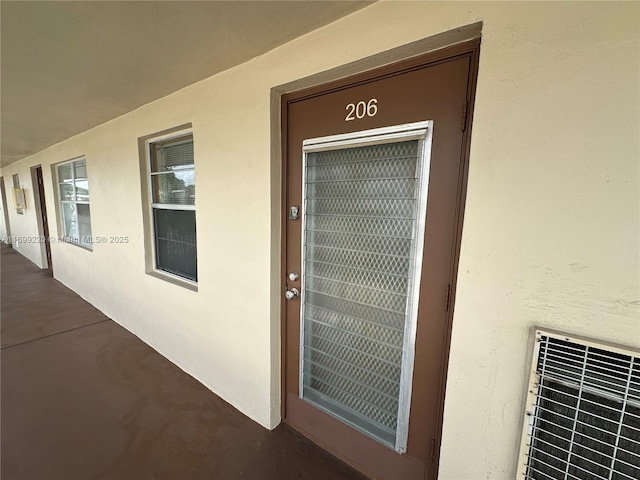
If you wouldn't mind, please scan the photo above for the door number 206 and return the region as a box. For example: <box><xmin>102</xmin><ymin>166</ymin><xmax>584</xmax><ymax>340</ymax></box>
<box><xmin>345</xmin><ymin>98</ymin><xmax>378</xmax><ymax>121</ymax></box>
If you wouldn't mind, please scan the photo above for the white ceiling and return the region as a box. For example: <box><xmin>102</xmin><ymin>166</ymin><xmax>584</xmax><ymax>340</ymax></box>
<box><xmin>1</xmin><ymin>1</ymin><xmax>373</xmax><ymax>167</ymax></box>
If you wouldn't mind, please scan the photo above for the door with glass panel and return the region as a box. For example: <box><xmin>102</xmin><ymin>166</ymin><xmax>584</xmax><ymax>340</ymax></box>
<box><xmin>283</xmin><ymin>42</ymin><xmax>479</xmax><ymax>480</ymax></box>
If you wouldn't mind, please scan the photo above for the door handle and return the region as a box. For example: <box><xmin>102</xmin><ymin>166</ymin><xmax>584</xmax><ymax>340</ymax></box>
<box><xmin>285</xmin><ymin>288</ymin><xmax>299</xmax><ymax>300</ymax></box>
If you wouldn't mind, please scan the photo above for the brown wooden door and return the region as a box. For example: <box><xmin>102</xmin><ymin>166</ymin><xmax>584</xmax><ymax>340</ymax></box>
<box><xmin>282</xmin><ymin>42</ymin><xmax>478</xmax><ymax>480</ymax></box>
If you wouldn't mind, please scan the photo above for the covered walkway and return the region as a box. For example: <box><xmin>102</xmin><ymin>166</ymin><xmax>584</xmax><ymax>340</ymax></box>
<box><xmin>0</xmin><ymin>244</ymin><xmax>364</xmax><ymax>479</ymax></box>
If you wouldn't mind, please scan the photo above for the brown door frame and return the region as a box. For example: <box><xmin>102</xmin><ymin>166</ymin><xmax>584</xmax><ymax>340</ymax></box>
<box><xmin>32</xmin><ymin>166</ymin><xmax>52</xmax><ymax>271</ymax></box>
<box><xmin>279</xmin><ymin>39</ymin><xmax>480</xmax><ymax>478</ymax></box>
<box><xmin>0</xmin><ymin>176</ymin><xmax>12</xmax><ymax>245</ymax></box>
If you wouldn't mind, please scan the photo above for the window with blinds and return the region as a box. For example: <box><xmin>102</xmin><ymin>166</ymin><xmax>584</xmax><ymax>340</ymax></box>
<box><xmin>300</xmin><ymin>122</ymin><xmax>433</xmax><ymax>453</ymax></box>
<box><xmin>148</xmin><ymin>133</ymin><xmax>197</xmax><ymax>282</ymax></box>
<box><xmin>519</xmin><ymin>330</ymin><xmax>640</xmax><ymax>480</ymax></box>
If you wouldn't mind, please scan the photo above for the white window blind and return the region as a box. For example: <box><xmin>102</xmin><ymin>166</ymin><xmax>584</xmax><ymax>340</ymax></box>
<box><xmin>519</xmin><ymin>331</ymin><xmax>640</xmax><ymax>480</ymax></box>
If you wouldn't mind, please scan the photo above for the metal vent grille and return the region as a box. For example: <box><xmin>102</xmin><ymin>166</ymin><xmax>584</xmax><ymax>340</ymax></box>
<box><xmin>520</xmin><ymin>331</ymin><xmax>640</xmax><ymax>480</ymax></box>
<box><xmin>299</xmin><ymin>123</ymin><xmax>432</xmax><ymax>453</ymax></box>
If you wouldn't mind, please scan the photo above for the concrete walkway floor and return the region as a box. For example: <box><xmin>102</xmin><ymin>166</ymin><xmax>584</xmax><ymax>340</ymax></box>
<box><xmin>1</xmin><ymin>244</ymin><xmax>365</xmax><ymax>480</ymax></box>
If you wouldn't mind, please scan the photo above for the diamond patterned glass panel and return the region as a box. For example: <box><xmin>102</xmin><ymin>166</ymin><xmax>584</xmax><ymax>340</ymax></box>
<box><xmin>302</xmin><ymin>140</ymin><xmax>422</xmax><ymax>448</ymax></box>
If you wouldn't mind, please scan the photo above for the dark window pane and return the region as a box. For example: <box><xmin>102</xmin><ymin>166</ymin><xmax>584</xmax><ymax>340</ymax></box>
<box><xmin>153</xmin><ymin>209</ymin><xmax>197</xmax><ymax>281</ymax></box>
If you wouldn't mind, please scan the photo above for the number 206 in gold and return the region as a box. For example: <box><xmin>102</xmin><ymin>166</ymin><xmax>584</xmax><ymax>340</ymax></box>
<box><xmin>345</xmin><ymin>98</ymin><xmax>378</xmax><ymax>121</ymax></box>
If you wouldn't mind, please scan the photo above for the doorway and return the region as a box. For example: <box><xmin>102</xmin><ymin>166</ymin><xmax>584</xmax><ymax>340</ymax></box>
<box><xmin>281</xmin><ymin>41</ymin><xmax>479</xmax><ymax>479</ymax></box>
<box><xmin>0</xmin><ymin>177</ymin><xmax>12</xmax><ymax>246</ymax></box>
<box><xmin>32</xmin><ymin>166</ymin><xmax>52</xmax><ymax>271</ymax></box>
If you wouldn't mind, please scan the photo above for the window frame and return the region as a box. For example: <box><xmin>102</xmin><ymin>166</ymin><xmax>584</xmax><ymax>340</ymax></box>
<box><xmin>55</xmin><ymin>157</ymin><xmax>92</xmax><ymax>250</ymax></box>
<box><xmin>12</xmin><ymin>174</ymin><xmax>23</xmax><ymax>214</ymax></box>
<box><xmin>143</xmin><ymin>129</ymin><xmax>198</xmax><ymax>288</ymax></box>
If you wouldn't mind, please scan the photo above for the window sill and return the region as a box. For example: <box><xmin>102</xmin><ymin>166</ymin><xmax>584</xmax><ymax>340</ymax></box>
<box><xmin>146</xmin><ymin>269</ymin><xmax>198</xmax><ymax>292</ymax></box>
<box><xmin>61</xmin><ymin>238</ymin><xmax>93</xmax><ymax>252</ymax></box>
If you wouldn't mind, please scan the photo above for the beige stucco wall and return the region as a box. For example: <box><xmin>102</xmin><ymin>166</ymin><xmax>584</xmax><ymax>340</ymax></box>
<box><xmin>1</xmin><ymin>2</ymin><xmax>638</xmax><ymax>478</ymax></box>
<box><xmin>0</xmin><ymin>170</ymin><xmax>47</xmax><ymax>265</ymax></box>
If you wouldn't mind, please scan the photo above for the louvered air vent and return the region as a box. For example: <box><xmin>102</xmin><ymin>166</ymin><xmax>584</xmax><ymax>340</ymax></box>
<box><xmin>518</xmin><ymin>330</ymin><xmax>640</xmax><ymax>480</ymax></box>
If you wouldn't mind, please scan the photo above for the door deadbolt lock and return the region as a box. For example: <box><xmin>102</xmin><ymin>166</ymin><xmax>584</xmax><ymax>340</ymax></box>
<box><xmin>284</xmin><ymin>288</ymin><xmax>299</xmax><ymax>300</ymax></box>
<box><xmin>288</xmin><ymin>272</ymin><xmax>299</xmax><ymax>281</ymax></box>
